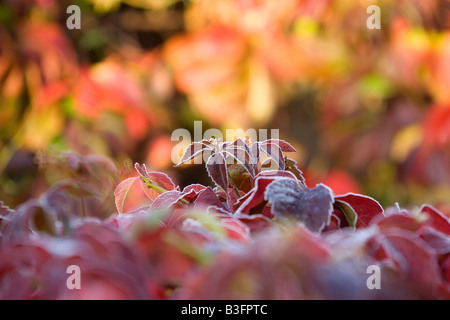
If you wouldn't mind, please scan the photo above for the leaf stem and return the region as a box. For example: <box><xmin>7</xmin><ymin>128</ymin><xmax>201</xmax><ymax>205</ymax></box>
<box><xmin>141</xmin><ymin>176</ymin><xmax>189</xmax><ymax>205</ymax></box>
<box><xmin>227</xmin><ymin>172</ymin><xmax>242</xmax><ymax>198</ymax></box>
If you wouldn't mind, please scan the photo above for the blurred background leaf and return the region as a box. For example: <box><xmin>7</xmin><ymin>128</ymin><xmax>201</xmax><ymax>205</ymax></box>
<box><xmin>1</xmin><ymin>0</ymin><xmax>449</xmax><ymax>215</ymax></box>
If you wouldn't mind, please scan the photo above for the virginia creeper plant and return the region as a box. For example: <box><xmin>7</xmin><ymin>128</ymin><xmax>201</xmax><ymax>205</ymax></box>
<box><xmin>1</xmin><ymin>139</ymin><xmax>449</xmax><ymax>299</ymax></box>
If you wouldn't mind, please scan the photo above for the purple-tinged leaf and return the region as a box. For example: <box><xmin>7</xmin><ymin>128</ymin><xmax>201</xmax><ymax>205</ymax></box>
<box><xmin>40</xmin><ymin>182</ymin><xmax>106</xmax><ymax>219</ymax></box>
<box><xmin>223</xmin><ymin>138</ymin><xmax>251</xmax><ymax>154</ymax></box>
<box><xmin>180</xmin><ymin>184</ymin><xmax>207</xmax><ymax>202</ymax></box>
<box><xmin>254</xmin><ymin>170</ymin><xmax>299</xmax><ymax>180</ymax></box>
<box><xmin>147</xmin><ymin>171</ymin><xmax>178</xmax><ymax>191</ymax></box>
<box><xmin>262</xmin><ymin>139</ymin><xmax>297</xmax><ymax>153</ymax></box>
<box><xmin>206</xmin><ymin>153</ymin><xmax>229</xmax><ymax>192</ymax></box>
<box><xmin>0</xmin><ymin>202</ymin><xmax>14</xmax><ymax>238</ymax></box>
<box><xmin>1</xmin><ymin>200</ymin><xmax>59</xmax><ymax>244</ymax></box>
<box><xmin>61</xmin><ymin>152</ymin><xmax>117</xmax><ymax>179</ymax></box>
<box><xmin>0</xmin><ymin>201</ymin><xmax>14</xmax><ymax>217</ymax></box>
<box><xmin>223</xmin><ymin>148</ymin><xmax>254</xmax><ymax>178</ymax></box>
<box><xmin>264</xmin><ymin>179</ymin><xmax>334</xmax><ymax>232</ymax></box>
<box><xmin>221</xmin><ymin>187</ymin><xmax>241</xmax><ymax>213</ymax></box>
<box><xmin>249</xmin><ymin>141</ymin><xmax>260</xmax><ymax>171</ymax></box>
<box><xmin>382</xmin><ymin>230</ymin><xmax>443</xmax><ymax>298</ymax></box>
<box><xmin>260</xmin><ymin>142</ymin><xmax>285</xmax><ymax>170</ymax></box>
<box><xmin>175</xmin><ymin>140</ymin><xmax>214</xmax><ymax>166</ymax></box>
<box><xmin>194</xmin><ymin>187</ymin><xmax>229</xmax><ymax>212</ymax></box>
<box><xmin>134</xmin><ymin>163</ymin><xmax>148</xmax><ymax>177</ymax></box>
<box><xmin>235</xmin><ymin>171</ymin><xmax>298</xmax><ymax>215</ymax></box>
<box><xmin>149</xmin><ymin>190</ymin><xmax>183</xmax><ymax>211</ymax></box>
<box><xmin>419</xmin><ymin>226</ymin><xmax>450</xmax><ymax>255</ymax></box>
<box><xmin>335</xmin><ymin>193</ymin><xmax>384</xmax><ymax>228</ymax></box>
<box><xmin>114</xmin><ymin>177</ymin><xmax>139</xmax><ymax>214</ymax></box>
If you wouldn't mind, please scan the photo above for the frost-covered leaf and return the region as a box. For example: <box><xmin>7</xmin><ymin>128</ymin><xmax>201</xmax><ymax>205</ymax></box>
<box><xmin>114</xmin><ymin>177</ymin><xmax>139</xmax><ymax>214</ymax></box>
<box><xmin>194</xmin><ymin>187</ymin><xmax>229</xmax><ymax>212</ymax></box>
<box><xmin>135</xmin><ymin>163</ymin><xmax>178</xmax><ymax>201</ymax></box>
<box><xmin>335</xmin><ymin>193</ymin><xmax>384</xmax><ymax>228</ymax></box>
<box><xmin>419</xmin><ymin>226</ymin><xmax>450</xmax><ymax>255</ymax></box>
<box><xmin>260</xmin><ymin>142</ymin><xmax>285</xmax><ymax>170</ymax></box>
<box><xmin>223</xmin><ymin>146</ymin><xmax>254</xmax><ymax>178</ymax></box>
<box><xmin>262</xmin><ymin>139</ymin><xmax>296</xmax><ymax>153</ymax></box>
<box><xmin>419</xmin><ymin>205</ymin><xmax>450</xmax><ymax>235</ymax></box>
<box><xmin>149</xmin><ymin>190</ymin><xmax>183</xmax><ymax>211</ymax></box>
<box><xmin>265</xmin><ymin>178</ymin><xmax>334</xmax><ymax>232</ymax></box>
<box><xmin>235</xmin><ymin>171</ymin><xmax>298</xmax><ymax>215</ymax></box>
<box><xmin>374</xmin><ymin>213</ymin><xmax>419</xmax><ymax>232</ymax></box>
<box><xmin>0</xmin><ymin>201</ymin><xmax>14</xmax><ymax>218</ymax></box>
<box><xmin>249</xmin><ymin>141</ymin><xmax>260</xmax><ymax>171</ymax></box>
<box><xmin>175</xmin><ymin>140</ymin><xmax>214</xmax><ymax>166</ymax></box>
<box><xmin>382</xmin><ymin>231</ymin><xmax>443</xmax><ymax>298</ymax></box>
<box><xmin>180</xmin><ymin>184</ymin><xmax>207</xmax><ymax>202</ymax></box>
<box><xmin>334</xmin><ymin>200</ymin><xmax>357</xmax><ymax>228</ymax></box>
<box><xmin>220</xmin><ymin>218</ymin><xmax>250</xmax><ymax>242</ymax></box>
<box><xmin>206</xmin><ymin>153</ymin><xmax>229</xmax><ymax>192</ymax></box>
<box><xmin>222</xmin><ymin>138</ymin><xmax>251</xmax><ymax>152</ymax></box>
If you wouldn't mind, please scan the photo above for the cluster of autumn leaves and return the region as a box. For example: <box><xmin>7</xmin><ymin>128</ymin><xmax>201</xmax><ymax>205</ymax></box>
<box><xmin>1</xmin><ymin>0</ymin><xmax>450</xmax><ymax>211</ymax></box>
<box><xmin>1</xmin><ymin>138</ymin><xmax>450</xmax><ymax>299</ymax></box>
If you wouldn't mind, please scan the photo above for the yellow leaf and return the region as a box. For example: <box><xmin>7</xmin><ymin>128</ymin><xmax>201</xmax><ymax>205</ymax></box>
<box><xmin>390</xmin><ymin>124</ymin><xmax>422</xmax><ymax>162</ymax></box>
<box><xmin>20</xmin><ymin>106</ymin><xmax>64</xmax><ymax>151</ymax></box>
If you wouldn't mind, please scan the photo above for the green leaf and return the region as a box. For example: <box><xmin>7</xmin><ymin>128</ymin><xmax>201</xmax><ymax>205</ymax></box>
<box><xmin>334</xmin><ymin>200</ymin><xmax>357</xmax><ymax>229</ymax></box>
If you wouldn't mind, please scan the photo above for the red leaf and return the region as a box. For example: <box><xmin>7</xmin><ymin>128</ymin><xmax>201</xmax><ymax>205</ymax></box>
<box><xmin>148</xmin><ymin>171</ymin><xmax>178</xmax><ymax>191</ymax></box>
<box><xmin>220</xmin><ymin>218</ymin><xmax>250</xmax><ymax>242</ymax></box>
<box><xmin>194</xmin><ymin>187</ymin><xmax>228</xmax><ymax>212</ymax></box>
<box><xmin>335</xmin><ymin>193</ymin><xmax>384</xmax><ymax>228</ymax></box>
<box><xmin>382</xmin><ymin>230</ymin><xmax>443</xmax><ymax>298</ymax></box>
<box><xmin>180</xmin><ymin>184</ymin><xmax>207</xmax><ymax>202</ymax></box>
<box><xmin>419</xmin><ymin>226</ymin><xmax>450</xmax><ymax>255</ymax></box>
<box><xmin>419</xmin><ymin>205</ymin><xmax>450</xmax><ymax>235</ymax></box>
<box><xmin>374</xmin><ymin>213</ymin><xmax>419</xmax><ymax>232</ymax></box>
<box><xmin>135</xmin><ymin>163</ymin><xmax>178</xmax><ymax>201</ymax></box>
<box><xmin>234</xmin><ymin>213</ymin><xmax>272</xmax><ymax>232</ymax></box>
<box><xmin>235</xmin><ymin>171</ymin><xmax>298</xmax><ymax>215</ymax></box>
<box><xmin>235</xmin><ymin>178</ymin><xmax>274</xmax><ymax>214</ymax></box>
<box><xmin>114</xmin><ymin>177</ymin><xmax>139</xmax><ymax>214</ymax></box>
<box><xmin>206</xmin><ymin>153</ymin><xmax>229</xmax><ymax>192</ymax></box>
